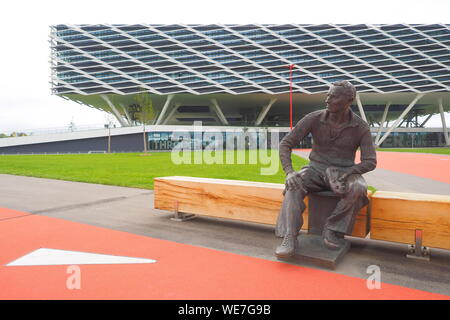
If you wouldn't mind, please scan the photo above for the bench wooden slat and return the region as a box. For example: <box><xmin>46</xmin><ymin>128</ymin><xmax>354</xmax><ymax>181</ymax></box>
<box><xmin>370</xmin><ymin>191</ymin><xmax>450</xmax><ymax>250</ymax></box>
<box><xmin>154</xmin><ymin>176</ymin><xmax>370</xmax><ymax>238</ymax></box>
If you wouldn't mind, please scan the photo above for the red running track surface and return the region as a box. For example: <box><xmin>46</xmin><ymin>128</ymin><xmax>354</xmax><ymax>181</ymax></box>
<box><xmin>0</xmin><ymin>209</ymin><xmax>448</xmax><ymax>300</ymax></box>
<box><xmin>296</xmin><ymin>149</ymin><xmax>450</xmax><ymax>185</ymax></box>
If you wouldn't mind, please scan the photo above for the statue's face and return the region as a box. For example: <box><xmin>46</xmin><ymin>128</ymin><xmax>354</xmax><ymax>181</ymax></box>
<box><xmin>325</xmin><ymin>86</ymin><xmax>352</xmax><ymax>114</ymax></box>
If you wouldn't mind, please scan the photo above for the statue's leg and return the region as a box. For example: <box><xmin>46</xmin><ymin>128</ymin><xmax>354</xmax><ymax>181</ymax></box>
<box><xmin>274</xmin><ymin>175</ymin><xmax>308</xmax><ymax>258</ymax></box>
<box><xmin>275</xmin><ymin>167</ymin><xmax>313</xmax><ymax>238</ymax></box>
<box><xmin>275</xmin><ymin>167</ymin><xmax>329</xmax><ymax>258</ymax></box>
<box><xmin>324</xmin><ymin>174</ymin><xmax>369</xmax><ymax>235</ymax></box>
<box><xmin>275</xmin><ymin>186</ymin><xmax>307</xmax><ymax>238</ymax></box>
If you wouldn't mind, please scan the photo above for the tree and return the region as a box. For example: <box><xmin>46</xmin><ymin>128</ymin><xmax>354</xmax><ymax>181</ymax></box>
<box><xmin>135</xmin><ymin>88</ymin><xmax>155</xmax><ymax>153</ymax></box>
<box><xmin>135</xmin><ymin>88</ymin><xmax>155</xmax><ymax>124</ymax></box>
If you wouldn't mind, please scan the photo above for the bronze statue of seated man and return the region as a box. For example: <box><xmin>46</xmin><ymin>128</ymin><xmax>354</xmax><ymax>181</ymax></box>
<box><xmin>275</xmin><ymin>80</ymin><xmax>377</xmax><ymax>258</ymax></box>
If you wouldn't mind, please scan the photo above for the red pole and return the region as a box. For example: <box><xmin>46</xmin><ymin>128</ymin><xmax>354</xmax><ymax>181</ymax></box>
<box><xmin>289</xmin><ymin>64</ymin><xmax>293</xmax><ymax>130</ymax></box>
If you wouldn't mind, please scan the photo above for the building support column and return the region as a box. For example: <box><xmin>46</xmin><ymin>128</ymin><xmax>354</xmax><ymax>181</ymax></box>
<box><xmin>100</xmin><ymin>94</ymin><xmax>128</xmax><ymax>127</ymax></box>
<box><xmin>152</xmin><ymin>110</ymin><xmax>160</xmax><ymax>125</ymax></box>
<box><xmin>419</xmin><ymin>113</ymin><xmax>433</xmax><ymax>127</ymax></box>
<box><xmin>155</xmin><ymin>94</ymin><xmax>174</xmax><ymax>125</ymax></box>
<box><xmin>355</xmin><ymin>93</ymin><xmax>367</xmax><ymax>123</ymax></box>
<box><xmin>375</xmin><ymin>101</ymin><xmax>391</xmax><ymax>145</ymax></box>
<box><xmin>438</xmin><ymin>98</ymin><xmax>450</xmax><ymax>146</ymax></box>
<box><xmin>162</xmin><ymin>103</ymin><xmax>180</xmax><ymax>125</ymax></box>
<box><xmin>255</xmin><ymin>98</ymin><xmax>277</xmax><ymax>126</ymax></box>
<box><xmin>119</xmin><ymin>103</ymin><xmax>133</xmax><ymax>126</ymax></box>
<box><xmin>211</xmin><ymin>99</ymin><xmax>229</xmax><ymax>125</ymax></box>
<box><xmin>376</xmin><ymin>93</ymin><xmax>425</xmax><ymax>147</ymax></box>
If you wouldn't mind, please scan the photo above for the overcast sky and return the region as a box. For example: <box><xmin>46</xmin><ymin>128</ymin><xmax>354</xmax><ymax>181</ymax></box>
<box><xmin>0</xmin><ymin>0</ymin><xmax>449</xmax><ymax>134</ymax></box>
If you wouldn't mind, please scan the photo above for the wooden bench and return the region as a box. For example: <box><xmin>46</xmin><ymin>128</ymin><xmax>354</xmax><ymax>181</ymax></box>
<box><xmin>153</xmin><ymin>176</ymin><xmax>371</xmax><ymax>238</ymax></box>
<box><xmin>370</xmin><ymin>191</ymin><xmax>450</xmax><ymax>255</ymax></box>
<box><xmin>154</xmin><ymin>176</ymin><xmax>450</xmax><ymax>259</ymax></box>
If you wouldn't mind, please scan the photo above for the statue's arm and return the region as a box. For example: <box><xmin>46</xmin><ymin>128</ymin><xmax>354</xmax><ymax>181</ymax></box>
<box><xmin>354</xmin><ymin>129</ymin><xmax>377</xmax><ymax>174</ymax></box>
<box><xmin>279</xmin><ymin>114</ymin><xmax>314</xmax><ymax>176</ymax></box>
<box><xmin>340</xmin><ymin>129</ymin><xmax>377</xmax><ymax>181</ymax></box>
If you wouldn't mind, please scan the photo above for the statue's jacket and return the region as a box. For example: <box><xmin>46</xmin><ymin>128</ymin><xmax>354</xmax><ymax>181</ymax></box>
<box><xmin>279</xmin><ymin>109</ymin><xmax>377</xmax><ymax>176</ymax></box>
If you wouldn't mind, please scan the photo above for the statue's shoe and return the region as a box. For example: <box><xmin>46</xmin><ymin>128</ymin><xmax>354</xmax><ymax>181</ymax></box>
<box><xmin>275</xmin><ymin>234</ymin><xmax>298</xmax><ymax>259</ymax></box>
<box><xmin>322</xmin><ymin>229</ymin><xmax>346</xmax><ymax>250</ymax></box>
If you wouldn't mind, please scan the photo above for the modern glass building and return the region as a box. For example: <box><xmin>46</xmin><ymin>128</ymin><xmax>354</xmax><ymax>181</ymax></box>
<box><xmin>50</xmin><ymin>24</ymin><xmax>450</xmax><ymax>147</ymax></box>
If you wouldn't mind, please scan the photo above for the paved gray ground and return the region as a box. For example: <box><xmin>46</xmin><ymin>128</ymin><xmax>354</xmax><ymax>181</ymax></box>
<box><xmin>0</xmin><ymin>174</ymin><xmax>449</xmax><ymax>296</ymax></box>
<box><xmin>293</xmin><ymin>150</ymin><xmax>450</xmax><ymax>194</ymax></box>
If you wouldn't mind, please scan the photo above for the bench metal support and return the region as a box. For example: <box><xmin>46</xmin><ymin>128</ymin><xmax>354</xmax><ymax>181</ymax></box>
<box><xmin>407</xmin><ymin>229</ymin><xmax>430</xmax><ymax>261</ymax></box>
<box><xmin>170</xmin><ymin>200</ymin><xmax>196</xmax><ymax>222</ymax></box>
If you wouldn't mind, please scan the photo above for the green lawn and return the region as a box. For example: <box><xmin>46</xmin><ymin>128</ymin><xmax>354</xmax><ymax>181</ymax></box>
<box><xmin>0</xmin><ymin>151</ymin><xmax>308</xmax><ymax>190</ymax></box>
<box><xmin>377</xmin><ymin>147</ymin><xmax>450</xmax><ymax>155</ymax></box>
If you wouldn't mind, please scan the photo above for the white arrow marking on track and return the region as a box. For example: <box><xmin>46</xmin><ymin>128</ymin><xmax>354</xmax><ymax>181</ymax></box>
<box><xmin>6</xmin><ymin>248</ymin><xmax>157</xmax><ymax>266</ymax></box>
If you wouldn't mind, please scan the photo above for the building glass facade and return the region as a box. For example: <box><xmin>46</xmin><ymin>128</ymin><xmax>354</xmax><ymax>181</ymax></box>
<box><xmin>50</xmin><ymin>24</ymin><xmax>450</xmax><ymax>148</ymax></box>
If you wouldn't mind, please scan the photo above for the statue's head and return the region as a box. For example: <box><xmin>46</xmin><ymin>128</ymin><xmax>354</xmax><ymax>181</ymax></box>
<box><xmin>325</xmin><ymin>80</ymin><xmax>356</xmax><ymax>114</ymax></box>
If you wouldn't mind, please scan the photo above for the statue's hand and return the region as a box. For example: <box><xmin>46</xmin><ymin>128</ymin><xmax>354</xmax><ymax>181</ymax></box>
<box><xmin>326</xmin><ymin>166</ymin><xmax>352</xmax><ymax>195</ymax></box>
<box><xmin>285</xmin><ymin>172</ymin><xmax>300</xmax><ymax>191</ymax></box>
<box><xmin>337</xmin><ymin>168</ymin><xmax>353</xmax><ymax>183</ymax></box>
